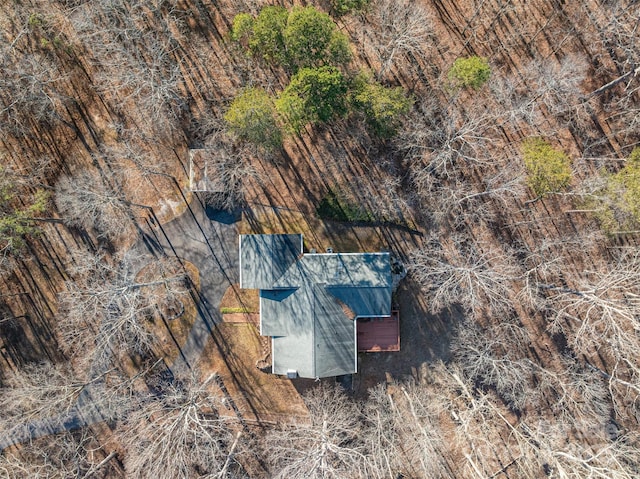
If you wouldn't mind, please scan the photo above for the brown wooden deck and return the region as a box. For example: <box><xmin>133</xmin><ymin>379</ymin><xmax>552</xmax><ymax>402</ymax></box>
<box><xmin>356</xmin><ymin>310</ymin><xmax>400</xmax><ymax>352</ymax></box>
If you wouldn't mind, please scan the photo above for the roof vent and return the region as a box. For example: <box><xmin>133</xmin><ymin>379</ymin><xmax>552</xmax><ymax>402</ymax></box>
<box><xmin>326</xmin><ymin>247</ymin><xmax>334</xmax><ymax>253</ymax></box>
<box><xmin>286</xmin><ymin>369</ymin><xmax>298</xmax><ymax>379</ymax></box>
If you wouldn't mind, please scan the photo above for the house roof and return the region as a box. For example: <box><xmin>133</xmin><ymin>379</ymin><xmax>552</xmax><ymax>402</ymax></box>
<box><xmin>273</xmin><ymin>253</ymin><xmax>392</xmax><ymax>289</ymax></box>
<box><xmin>239</xmin><ymin>234</ymin><xmax>392</xmax><ymax>378</ymax></box>
<box><xmin>239</xmin><ymin>234</ymin><xmax>303</xmax><ymax>290</ymax></box>
<box><xmin>267</xmin><ymin>284</ymin><xmax>357</xmax><ymax>378</ymax></box>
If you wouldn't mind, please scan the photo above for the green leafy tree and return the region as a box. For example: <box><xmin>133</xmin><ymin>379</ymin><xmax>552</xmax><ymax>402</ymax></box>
<box><xmin>283</xmin><ymin>6</ymin><xmax>351</xmax><ymax>68</ymax></box>
<box><xmin>608</xmin><ymin>148</ymin><xmax>640</xmax><ymax>222</ymax></box>
<box><xmin>351</xmin><ymin>72</ymin><xmax>413</xmax><ymax>138</ymax></box>
<box><xmin>326</xmin><ymin>30</ymin><xmax>352</xmax><ymax>66</ymax></box>
<box><xmin>522</xmin><ymin>138</ymin><xmax>572</xmax><ymax>198</ymax></box>
<box><xmin>276</xmin><ymin>66</ymin><xmax>348</xmax><ymax>133</ymax></box>
<box><xmin>331</xmin><ymin>0</ymin><xmax>370</xmax><ymax>16</ymax></box>
<box><xmin>230</xmin><ymin>13</ymin><xmax>254</xmax><ymax>45</ymax></box>
<box><xmin>224</xmin><ymin>88</ymin><xmax>282</xmax><ymax>150</ymax></box>
<box><xmin>585</xmin><ymin>148</ymin><xmax>640</xmax><ymax>233</ymax></box>
<box><xmin>275</xmin><ymin>90</ymin><xmax>307</xmax><ymax>135</ymax></box>
<box><xmin>448</xmin><ymin>56</ymin><xmax>491</xmax><ymax>89</ymax></box>
<box><xmin>232</xmin><ymin>6</ymin><xmax>350</xmax><ymax>69</ymax></box>
<box><xmin>0</xmin><ymin>169</ymin><xmax>48</xmax><ymax>257</ymax></box>
<box><xmin>239</xmin><ymin>6</ymin><xmax>289</xmax><ymax>63</ymax></box>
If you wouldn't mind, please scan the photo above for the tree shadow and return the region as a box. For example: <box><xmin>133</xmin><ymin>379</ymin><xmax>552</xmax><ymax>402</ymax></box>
<box><xmin>204</xmin><ymin>206</ymin><xmax>242</xmax><ymax>224</ymax></box>
<box><xmin>354</xmin><ymin>277</ymin><xmax>463</xmax><ymax>396</ymax></box>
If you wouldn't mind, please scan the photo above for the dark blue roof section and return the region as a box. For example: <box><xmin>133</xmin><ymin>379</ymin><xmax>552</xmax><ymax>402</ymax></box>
<box><xmin>325</xmin><ymin>286</ymin><xmax>391</xmax><ymax>318</ymax></box>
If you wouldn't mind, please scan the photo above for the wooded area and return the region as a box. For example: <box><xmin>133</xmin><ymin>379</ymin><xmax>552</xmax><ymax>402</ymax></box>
<box><xmin>1</xmin><ymin>0</ymin><xmax>639</xmax><ymax>477</ymax></box>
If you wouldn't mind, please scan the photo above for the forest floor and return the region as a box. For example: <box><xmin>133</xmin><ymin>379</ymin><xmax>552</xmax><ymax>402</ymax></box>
<box><xmin>197</xmin><ymin>321</ymin><xmax>309</xmax><ymax>423</ymax></box>
<box><xmin>1</xmin><ymin>0</ymin><xmax>639</xmax><ymax>475</ymax></box>
<box><xmin>355</xmin><ymin>278</ymin><xmax>460</xmax><ymax>395</ymax></box>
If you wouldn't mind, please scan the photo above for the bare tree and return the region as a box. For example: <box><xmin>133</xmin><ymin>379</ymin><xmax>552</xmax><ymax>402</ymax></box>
<box><xmin>57</xmin><ymin>249</ymin><xmax>190</xmax><ymax>370</ymax></box>
<box><xmin>540</xmin><ymin>251</ymin><xmax>640</xmax><ymax>419</ymax></box>
<box><xmin>452</xmin><ymin>316</ymin><xmax>611</xmax><ymax>423</ymax></box>
<box><xmin>427</xmin><ymin>165</ymin><xmax>526</xmax><ymax>226</ymax></box>
<box><xmin>505</xmin><ymin>417</ymin><xmax>640</xmax><ymax>479</ymax></box>
<box><xmin>490</xmin><ymin>55</ymin><xmax>588</xmax><ymax>128</ymax></box>
<box><xmin>0</xmin><ymin>48</ymin><xmax>66</xmax><ymax>137</ymax></box>
<box><xmin>0</xmin><ymin>362</ymin><xmax>86</xmax><ymax>439</ymax></box>
<box><xmin>396</xmin><ymin>99</ymin><xmax>498</xmax><ymax>209</ymax></box>
<box><xmin>456</xmin><ymin>166</ymin><xmax>526</xmax><ymax>209</ymax></box>
<box><xmin>0</xmin><ymin>361</ymin><xmax>133</xmax><ymax>451</ymax></box>
<box><xmin>427</xmin><ymin>361</ymin><xmax>519</xmax><ymax>479</ymax></box>
<box><xmin>0</xmin><ymin>155</ymin><xmax>56</xmax><ymax>189</ymax></box>
<box><xmin>70</xmin><ymin>0</ymin><xmax>186</xmax><ymax>132</ymax></box>
<box><xmin>116</xmin><ymin>370</ymin><xmax>243</xmax><ymax>478</ymax></box>
<box><xmin>0</xmin><ymin>429</ymin><xmax>121</xmax><ymax>479</ymax></box>
<box><xmin>361</xmin><ymin>385</ymin><xmax>398</xmax><ymax>478</ymax></box>
<box><xmin>516</xmin><ymin>238</ymin><xmax>568</xmax><ymax>311</ymax></box>
<box><xmin>453</xmin><ymin>320</ymin><xmax>535</xmax><ymax>411</ymax></box>
<box><xmin>54</xmin><ymin>169</ymin><xmax>145</xmax><ymax>240</ymax></box>
<box><xmin>93</xmin><ymin>33</ymin><xmax>183</xmax><ymax>125</ymax></box>
<box><xmin>103</xmin><ymin>137</ymin><xmax>175</xmax><ymax>182</ymax></box>
<box><xmin>409</xmin><ymin>236</ymin><xmax>519</xmax><ymax>318</ymax></box>
<box><xmin>364</xmin><ymin>0</ymin><xmax>433</xmax><ymax>78</ymax></box>
<box><xmin>536</xmin><ymin>359</ymin><xmax>611</xmax><ymax>431</ymax></box>
<box><xmin>267</xmin><ymin>384</ymin><xmax>369</xmax><ymax>479</ymax></box>
<box><xmin>364</xmin><ymin>382</ymin><xmax>454</xmax><ymax>479</ymax></box>
<box><xmin>196</xmin><ymin>130</ymin><xmax>263</xmax><ymax>211</ymax></box>
<box><xmin>444</xmin><ymin>365</ymin><xmax>633</xmax><ymax>479</ymax></box>
<box><xmin>585</xmin><ymin>1</ymin><xmax>640</xmax><ymax>104</ymax></box>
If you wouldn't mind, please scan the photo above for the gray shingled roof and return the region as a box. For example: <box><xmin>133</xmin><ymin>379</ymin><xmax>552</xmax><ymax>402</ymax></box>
<box><xmin>271</xmin><ymin>285</ymin><xmax>357</xmax><ymax>378</ymax></box>
<box><xmin>239</xmin><ymin>234</ymin><xmax>392</xmax><ymax>378</ymax></box>
<box><xmin>239</xmin><ymin>234</ymin><xmax>303</xmax><ymax>289</ymax></box>
<box><xmin>273</xmin><ymin>253</ymin><xmax>392</xmax><ymax>289</ymax></box>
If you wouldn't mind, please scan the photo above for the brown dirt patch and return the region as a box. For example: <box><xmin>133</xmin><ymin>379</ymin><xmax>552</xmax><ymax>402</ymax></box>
<box><xmin>220</xmin><ymin>284</ymin><xmax>259</xmax><ymax>313</ymax></box>
<box><xmin>223</xmin><ymin>313</ymin><xmax>260</xmax><ymax>327</ymax></box>
<box><xmin>118</xmin><ymin>158</ymin><xmax>192</xmax><ymax>226</ymax></box>
<box><xmin>239</xmin><ymin>205</ymin><xmax>394</xmax><ymax>254</ymax></box>
<box><xmin>197</xmin><ymin>323</ymin><xmax>308</xmax><ymax>423</ymax></box>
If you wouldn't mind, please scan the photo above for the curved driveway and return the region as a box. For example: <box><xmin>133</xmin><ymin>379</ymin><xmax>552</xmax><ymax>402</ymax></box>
<box><xmin>147</xmin><ymin>196</ymin><xmax>240</xmax><ymax>373</ymax></box>
<box><xmin>0</xmin><ymin>196</ymin><xmax>240</xmax><ymax>451</ymax></box>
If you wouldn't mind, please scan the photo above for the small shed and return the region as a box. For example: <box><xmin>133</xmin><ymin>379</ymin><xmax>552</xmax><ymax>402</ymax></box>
<box><xmin>188</xmin><ymin>149</ymin><xmax>225</xmax><ymax>193</ymax></box>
